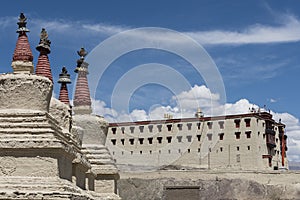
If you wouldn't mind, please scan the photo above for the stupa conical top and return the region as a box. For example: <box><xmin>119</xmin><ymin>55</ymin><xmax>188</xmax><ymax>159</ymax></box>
<box><xmin>12</xmin><ymin>13</ymin><xmax>34</xmax><ymax>73</ymax></box>
<box><xmin>73</xmin><ymin>48</ymin><xmax>92</xmax><ymax>114</ymax></box>
<box><xmin>35</xmin><ymin>28</ymin><xmax>53</xmax><ymax>82</ymax></box>
<box><xmin>58</xmin><ymin>67</ymin><xmax>71</xmax><ymax>105</ymax></box>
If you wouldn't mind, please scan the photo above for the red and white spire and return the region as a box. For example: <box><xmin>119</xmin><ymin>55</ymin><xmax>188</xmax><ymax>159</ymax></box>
<box><xmin>11</xmin><ymin>13</ymin><xmax>34</xmax><ymax>73</ymax></box>
<box><xmin>58</xmin><ymin>67</ymin><xmax>71</xmax><ymax>105</ymax></box>
<box><xmin>35</xmin><ymin>28</ymin><xmax>53</xmax><ymax>82</ymax></box>
<box><xmin>73</xmin><ymin>48</ymin><xmax>92</xmax><ymax>114</ymax></box>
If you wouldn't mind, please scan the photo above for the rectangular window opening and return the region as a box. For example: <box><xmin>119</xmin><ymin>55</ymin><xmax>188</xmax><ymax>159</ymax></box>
<box><xmin>167</xmin><ymin>124</ymin><xmax>172</xmax><ymax>131</ymax></box>
<box><xmin>111</xmin><ymin>139</ymin><xmax>116</xmax><ymax>145</ymax></box>
<box><xmin>218</xmin><ymin>121</ymin><xmax>224</xmax><ymax>129</ymax></box>
<box><xmin>207</xmin><ymin>133</ymin><xmax>212</xmax><ymax>141</ymax></box>
<box><xmin>219</xmin><ymin>133</ymin><xmax>224</xmax><ymax>140</ymax></box>
<box><xmin>148</xmin><ymin>137</ymin><xmax>153</xmax><ymax>144</ymax></box>
<box><xmin>187</xmin><ymin>135</ymin><xmax>192</xmax><ymax>142</ymax></box>
<box><xmin>196</xmin><ymin>134</ymin><xmax>201</xmax><ymax>141</ymax></box>
<box><xmin>187</xmin><ymin>123</ymin><xmax>192</xmax><ymax>130</ymax></box>
<box><xmin>139</xmin><ymin>126</ymin><xmax>144</xmax><ymax>133</ymax></box>
<box><xmin>139</xmin><ymin>138</ymin><xmax>144</xmax><ymax>145</ymax></box>
<box><xmin>148</xmin><ymin>125</ymin><xmax>153</xmax><ymax>132</ymax></box>
<box><xmin>112</xmin><ymin>127</ymin><xmax>117</xmax><ymax>134</ymax></box>
<box><xmin>207</xmin><ymin>122</ymin><xmax>213</xmax><ymax>129</ymax></box>
<box><xmin>235</xmin><ymin>132</ymin><xmax>241</xmax><ymax>139</ymax></box>
<box><xmin>157</xmin><ymin>137</ymin><xmax>163</xmax><ymax>144</ymax></box>
<box><xmin>129</xmin><ymin>138</ymin><xmax>134</xmax><ymax>145</ymax></box>
<box><xmin>246</xmin><ymin>131</ymin><xmax>251</xmax><ymax>139</ymax></box>
<box><xmin>177</xmin><ymin>124</ymin><xmax>183</xmax><ymax>131</ymax></box>
<box><xmin>167</xmin><ymin>136</ymin><xmax>172</xmax><ymax>143</ymax></box>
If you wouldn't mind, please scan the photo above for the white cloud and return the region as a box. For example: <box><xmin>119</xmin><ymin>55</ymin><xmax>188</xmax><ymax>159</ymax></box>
<box><xmin>2</xmin><ymin>13</ymin><xmax>300</xmax><ymax>46</ymax></box>
<box><xmin>187</xmin><ymin>14</ymin><xmax>300</xmax><ymax>45</ymax></box>
<box><xmin>91</xmin><ymin>84</ymin><xmax>300</xmax><ymax>162</ymax></box>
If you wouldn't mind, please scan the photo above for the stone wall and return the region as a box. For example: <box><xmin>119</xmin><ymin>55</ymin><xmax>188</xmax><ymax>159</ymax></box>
<box><xmin>118</xmin><ymin>170</ymin><xmax>300</xmax><ymax>200</ymax></box>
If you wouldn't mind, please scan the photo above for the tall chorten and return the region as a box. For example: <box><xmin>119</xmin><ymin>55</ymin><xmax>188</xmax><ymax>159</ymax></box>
<box><xmin>35</xmin><ymin>28</ymin><xmax>53</xmax><ymax>82</ymax></box>
<box><xmin>11</xmin><ymin>13</ymin><xmax>34</xmax><ymax>73</ymax></box>
<box><xmin>58</xmin><ymin>66</ymin><xmax>71</xmax><ymax>105</ymax></box>
<box><xmin>72</xmin><ymin>48</ymin><xmax>119</xmax><ymax>195</ymax></box>
<box><xmin>73</xmin><ymin>48</ymin><xmax>92</xmax><ymax>114</ymax></box>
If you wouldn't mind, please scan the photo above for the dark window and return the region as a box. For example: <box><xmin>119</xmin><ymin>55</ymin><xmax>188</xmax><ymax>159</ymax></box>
<box><xmin>112</xmin><ymin>128</ymin><xmax>117</xmax><ymax>134</ymax></box>
<box><xmin>247</xmin><ymin>146</ymin><xmax>251</xmax><ymax>150</ymax></box>
<box><xmin>157</xmin><ymin>125</ymin><xmax>162</xmax><ymax>132</ymax></box>
<box><xmin>196</xmin><ymin>135</ymin><xmax>201</xmax><ymax>141</ymax></box>
<box><xmin>167</xmin><ymin>136</ymin><xmax>172</xmax><ymax>143</ymax></box>
<box><xmin>129</xmin><ymin>138</ymin><xmax>134</xmax><ymax>145</ymax></box>
<box><xmin>207</xmin><ymin>122</ymin><xmax>213</xmax><ymax>129</ymax></box>
<box><xmin>234</xmin><ymin>119</ymin><xmax>241</xmax><ymax>128</ymax></box>
<box><xmin>237</xmin><ymin>146</ymin><xmax>240</xmax><ymax>151</ymax></box>
<box><xmin>207</xmin><ymin>134</ymin><xmax>212</xmax><ymax>141</ymax></box>
<box><xmin>167</xmin><ymin>124</ymin><xmax>172</xmax><ymax>131</ymax></box>
<box><xmin>235</xmin><ymin>132</ymin><xmax>241</xmax><ymax>139</ymax></box>
<box><xmin>187</xmin><ymin>135</ymin><xmax>192</xmax><ymax>142</ymax></box>
<box><xmin>130</xmin><ymin>151</ymin><xmax>133</xmax><ymax>155</ymax></box>
<box><xmin>198</xmin><ymin>148</ymin><xmax>201</xmax><ymax>152</ymax></box>
<box><xmin>139</xmin><ymin>138</ymin><xmax>144</xmax><ymax>144</ymax></box>
<box><xmin>150</xmin><ymin>150</ymin><xmax>152</xmax><ymax>154</ymax></box>
<box><xmin>218</xmin><ymin>121</ymin><xmax>224</xmax><ymax>129</ymax></box>
<box><xmin>177</xmin><ymin>124</ymin><xmax>183</xmax><ymax>131</ymax></box>
<box><xmin>140</xmin><ymin>151</ymin><xmax>142</xmax><ymax>154</ymax></box>
<box><xmin>187</xmin><ymin>123</ymin><xmax>192</xmax><ymax>130</ymax></box>
<box><xmin>219</xmin><ymin>133</ymin><xmax>224</xmax><ymax>140</ymax></box>
<box><xmin>177</xmin><ymin>136</ymin><xmax>182</xmax><ymax>142</ymax></box>
<box><xmin>148</xmin><ymin>125</ymin><xmax>153</xmax><ymax>132</ymax></box>
<box><xmin>220</xmin><ymin>147</ymin><xmax>223</xmax><ymax>152</ymax></box>
<box><xmin>121</xmin><ymin>139</ymin><xmax>125</xmax><ymax>145</ymax></box>
<box><xmin>178</xmin><ymin>149</ymin><xmax>181</xmax><ymax>153</ymax></box>
<box><xmin>139</xmin><ymin>126</ymin><xmax>144</xmax><ymax>133</ymax></box>
<box><xmin>263</xmin><ymin>134</ymin><xmax>266</xmax><ymax>139</ymax></box>
<box><xmin>245</xmin><ymin>119</ymin><xmax>251</xmax><ymax>127</ymax></box>
<box><xmin>258</xmin><ymin>131</ymin><xmax>260</xmax><ymax>136</ymax></box>
<box><xmin>148</xmin><ymin>137</ymin><xmax>153</xmax><ymax>144</ymax></box>
<box><xmin>130</xmin><ymin>127</ymin><xmax>134</xmax><ymax>133</ymax></box>
<box><xmin>157</xmin><ymin>137</ymin><xmax>163</xmax><ymax>144</ymax></box>
<box><xmin>246</xmin><ymin>131</ymin><xmax>251</xmax><ymax>139</ymax></box>
<box><xmin>187</xmin><ymin>149</ymin><xmax>190</xmax><ymax>153</ymax></box>
<box><xmin>197</xmin><ymin>122</ymin><xmax>201</xmax><ymax>130</ymax></box>
<box><xmin>121</xmin><ymin>127</ymin><xmax>125</xmax><ymax>134</ymax></box>
<box><xmin>111</xmin><ymin>139</ymin><xmax>116</xmax><ymax>145</ymax></box>
<box><xmin>168</xmin><ymin>150</ymin><xmax>171</xmax><ymax>154</ymax></box>
<box><xmin>122</xmin><ymin>151</ymin><xmax>124</xmax><ymax>155</ymax></box>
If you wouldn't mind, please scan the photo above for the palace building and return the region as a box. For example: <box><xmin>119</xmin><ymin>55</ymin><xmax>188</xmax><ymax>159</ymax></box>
<box><xmin>107</xmin><ymin>109</ymin><xmax>288</xmax><ymax>171</ymax></box>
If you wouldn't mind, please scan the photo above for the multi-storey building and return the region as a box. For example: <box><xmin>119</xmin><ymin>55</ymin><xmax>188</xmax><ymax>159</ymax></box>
<box><xmin>107</xmin><ymin>110</ymin><xmax>288</xmax><ymax>171</ymax></box>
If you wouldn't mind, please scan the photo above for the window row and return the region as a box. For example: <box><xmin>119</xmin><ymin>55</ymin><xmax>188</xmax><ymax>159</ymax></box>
<box><xmin>110</xmin><ymin>131</ymin><xmax>253</xmax><ymax>146</ymax></box>
<box><xmin>111</xmin><ymin>145</ymin><xmax>252</xmax><ymax>156</ymax></box>
<box><xmin>110</xmin><ymin>135</ymin><xmax>202</xmax><ymax>145</ymax></box>
<box><xmin>111</xmin><ymin>118</ymin><xmax>252</xmax><ymax>134</ymax></box>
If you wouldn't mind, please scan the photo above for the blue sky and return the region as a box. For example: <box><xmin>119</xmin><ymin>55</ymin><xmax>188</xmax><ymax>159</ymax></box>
<box><xmin>0</xmin><ymin>1</ymin><xmax>300</xmax><ymax>162</ymax></box>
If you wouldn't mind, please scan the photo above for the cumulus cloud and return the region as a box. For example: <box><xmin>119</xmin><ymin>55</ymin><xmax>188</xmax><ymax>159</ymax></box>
<box><xmin>91</xmin><ymin>84</ymin><xmax>300</xmax><ymax>162</ymax></box>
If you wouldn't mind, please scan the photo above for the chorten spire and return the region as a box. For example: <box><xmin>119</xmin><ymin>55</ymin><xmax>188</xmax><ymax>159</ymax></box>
<box><xmin>73</xmin><ymin>48</ymin><xmax>92</xmax><ymax>114</ymax></box>
<box><xmin>58</xmin><ymin>67</ymin><xmax>71</xmax><ymax>105</ymax></box>
<box><xmin>35</xmin><ymin>28</ymin><xmax>53</xmax><ymax>82</ymax></box>
<box><xmin>12</xmin><ymin>13</ymin><xmax>34</xmax><ymax>73</ymax></box>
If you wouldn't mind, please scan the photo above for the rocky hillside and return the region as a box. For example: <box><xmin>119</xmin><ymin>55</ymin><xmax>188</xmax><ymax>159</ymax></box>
<box><xmin>118</xmin><ymin>171</ymin><xmax>300</xmax><ymax>200</ymax></box>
